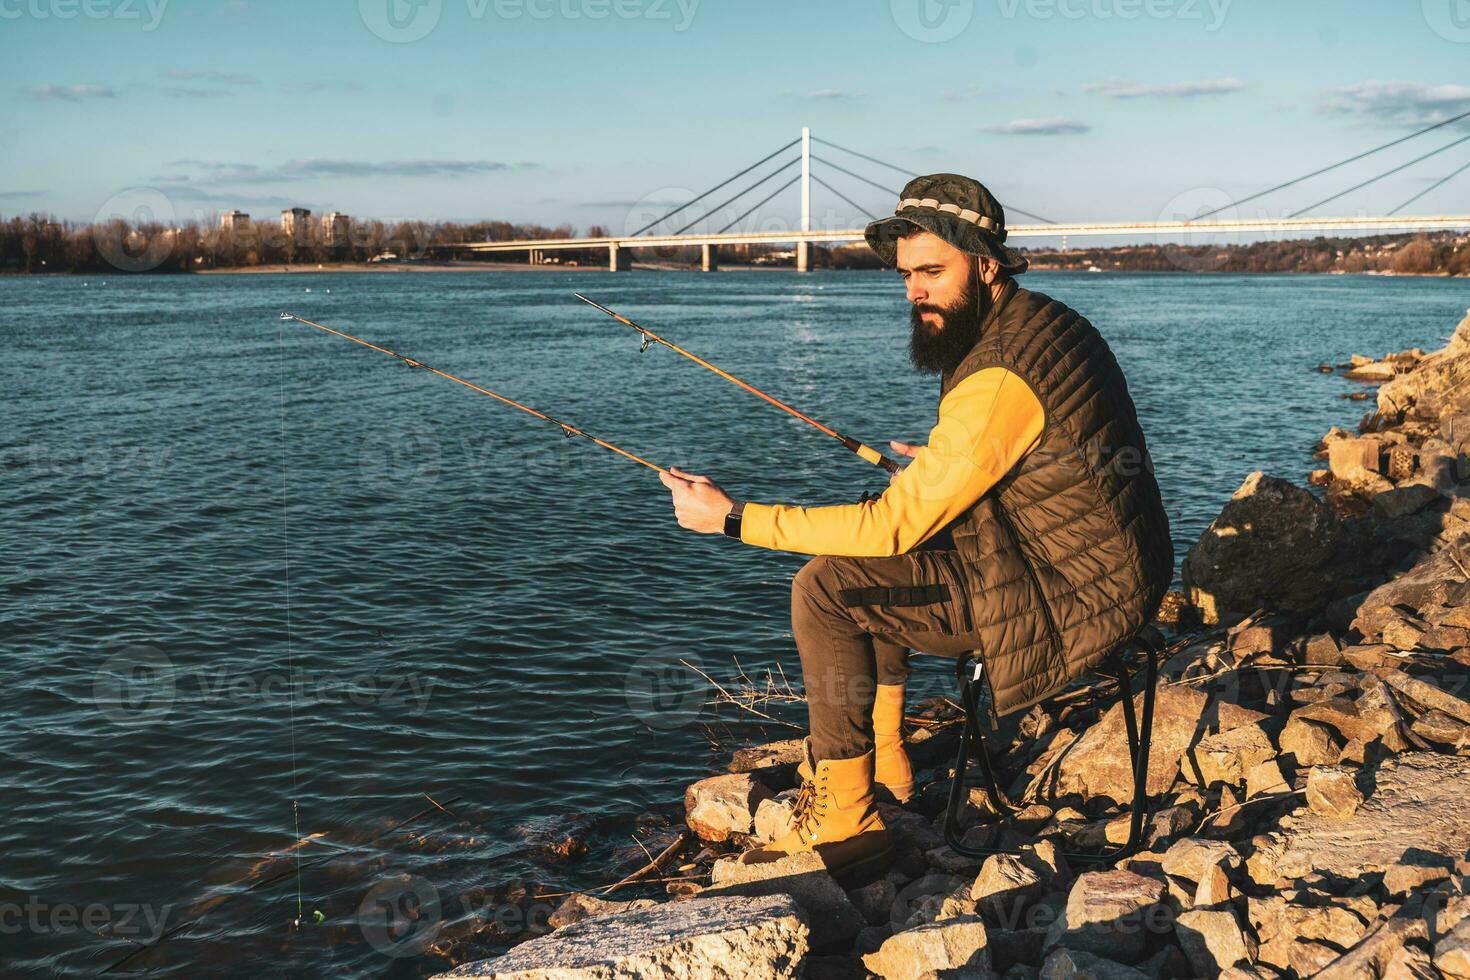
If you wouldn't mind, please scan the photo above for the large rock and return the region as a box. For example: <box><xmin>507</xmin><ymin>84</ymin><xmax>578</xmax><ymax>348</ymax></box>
<box><xmin>1249</xmin><ymin>895</ymin><xmax>1372</xmax><ymax>972</ymax></box>
<box><xmin>705</xmin><ymin>851</ymin><xmax>863</xmax><ymax>951</ymax></box>
<box><xmin>1043</xmin><ymin>870</ymin><xmax>1167</xmax><ymax>963</ymax></box>
<box><xmin>1352</xmin><ymin>537</ymin><xmax>1470</xmax><ymax>643</ymax></box>
<box><xmin>1039</xmin><ymin>947</ymin><xmax>1152</xmax><ymax>978</ymax></box>
<box><xmin>1247</xmin><ymin>753</ymin><xmax>1470</xmax><ymax>887</ymax></box>
<box><xmin>861</xmin><ymin>915</ymin><xmax>989</xmax><ymax>980</ymax></box>
<box><xmin>1180</xmin><ymin>471</ymin><xmax>1348</xmax><ymax>623</ymax></box>
<box><xmin>683</xmin><ymin>773</ymin><xmax>772</xmax><ymax>842</ymax></box>
<box><xmin>1183</xmin><ymin>722</ymin><xmax>1277</xmax><ymax>788</ymax></box>
<box><xmin>1051</xmin><ymin>686</ymin><xmax>1267</xmax><ymax>804</ymax></box>
<box><xmin>431</xmin><ymin>893</ymin><xmax>808</xmax><ymax>979</ymax></box>
<box><xmin>1175</xmin><ymin>907</ymin><xmax>1258</xmax><ymax>975</ymax></box>
<box><xmin>1376</xmin><ymin>309</ymin><xmax>1470</xmax><ymax>422</ymax></box>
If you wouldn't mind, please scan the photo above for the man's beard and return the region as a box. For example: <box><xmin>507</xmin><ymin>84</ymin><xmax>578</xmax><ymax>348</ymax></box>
<box><xmin>908</xmin><ymin>274</ymin><xmax>988</xmax><ymax>375</ymax></box>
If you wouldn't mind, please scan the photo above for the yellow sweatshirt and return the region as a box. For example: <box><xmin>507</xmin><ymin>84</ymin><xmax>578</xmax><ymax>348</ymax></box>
<box><xmin>739</xmin><ymin>367</ymin><xmax>1045</xmax><ymax>557</ymax></box>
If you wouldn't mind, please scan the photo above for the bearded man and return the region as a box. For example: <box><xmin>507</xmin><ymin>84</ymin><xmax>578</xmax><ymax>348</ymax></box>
<box><xmin>659</xmin><ymin>174</ymin><xmax>1173</xmax><ymax>886</ymax></box>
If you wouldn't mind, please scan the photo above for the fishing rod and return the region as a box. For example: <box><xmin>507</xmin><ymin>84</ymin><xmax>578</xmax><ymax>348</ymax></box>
<box><xmin>573</xmin><ymin>294</ymin><xmax>902</xmax><ymax>475</ymax></box>
<box><xmin>278</xmin><ymin>313</ymin><xmax>666</xmax><ymax>474</ymax></box>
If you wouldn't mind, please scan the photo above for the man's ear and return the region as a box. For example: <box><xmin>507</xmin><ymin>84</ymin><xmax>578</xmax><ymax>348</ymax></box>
<box><xmin>976</xmin><ymin>257</ymin><xmax>999</xmax><ymax>285</ymax></box>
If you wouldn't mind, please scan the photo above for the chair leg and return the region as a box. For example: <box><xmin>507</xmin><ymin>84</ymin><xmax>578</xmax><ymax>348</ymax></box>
<box><xmin>943</xmin><ymin>632</ymin><xmax>1163</xmax><ymax>865</ymax></box>
<box><xmin>943</xmin><ymin>655</ymin><xmax>1012</xmax><ymax>858</ymax></box>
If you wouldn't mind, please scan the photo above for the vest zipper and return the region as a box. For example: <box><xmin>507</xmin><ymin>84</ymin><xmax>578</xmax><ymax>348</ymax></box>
<box><xmin>994</xmin><ymin>504</ymin><xmax>1063</xmax><ymax>657</ymax></box>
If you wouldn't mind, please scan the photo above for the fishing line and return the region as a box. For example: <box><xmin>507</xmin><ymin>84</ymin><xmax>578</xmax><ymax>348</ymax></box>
<box><xmin>277</xmin><ymin>321</ymin><xmax>306</xmax><ymax>930</ymax></box>
<box><xmin>573</xmin><ymin>295</ymin><xmax>902</xmax><ymax>474</ymax></box>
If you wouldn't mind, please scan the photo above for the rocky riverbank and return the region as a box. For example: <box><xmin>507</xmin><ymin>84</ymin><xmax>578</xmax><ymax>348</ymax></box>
<box><xmin>432</xmin><ymin>306</ymin><xmax>1470</xmax><ymax>979</ymax></box>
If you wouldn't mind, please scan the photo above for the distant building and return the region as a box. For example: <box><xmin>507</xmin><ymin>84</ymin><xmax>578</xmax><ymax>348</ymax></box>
<box><xmin>281</xmin><ymin>207</ymin><xmax>312</xmax><ymax>243</ymax></box>
<box><xmin>220</xmin><ymin>210</ymin><xmax>250</xmax><ymax>231</ymax></box>
<box><xmin>322</xmin><ymin>212</ymin><xmax>350</xmax><ymax>247</ymax></box>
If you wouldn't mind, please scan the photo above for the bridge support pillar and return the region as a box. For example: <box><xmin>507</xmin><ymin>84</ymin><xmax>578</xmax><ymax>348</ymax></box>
<box><xmin>529</xmin><ymin>248</ymin><xmax>542</xmax><ymax>265</ymax></box>
<box><xmin>795</xmin><ymin>241</ymin><xmax>810</xmax><ymax>273</ymax></box>
<box><xmin>608</xmin><ymin>243</ymin><xmax>632</xmax><ymax>272</ymax></box>
<box><xmin>701</xmin><ymin>243</ymin><xmax>719</xmax><ymax>272</ymax></box>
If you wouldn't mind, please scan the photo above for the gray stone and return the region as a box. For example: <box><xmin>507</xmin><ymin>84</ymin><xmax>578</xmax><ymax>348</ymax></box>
<box><xmin>1181</xmin><ymin>471</ymin><xmax>1346</xmax><ymax>623</ymax></box>
<box><xmin>1247</xmin><ymin>753</ymin><xmax>1470</xmax><ymax>886</ymax></box>
<box><xmin>1184</xmin><ymin>722</ymin><xmax>1277</xmax><ymax>788</ymax></box>
<box><xmin>1176</xmin><ymin>907</ymin><xmax>1258</xmax><ymax>975</ymax></box>
<box><xmin>861</xmin><ymin>914</ymin><xmax>990</xmax><ymax>980</ymax></box>
<box><xmin>705</xmin><ymin>851</ymin><xmax>862</xmax><ymax>950</ymax></box>
<box><xmin>1053</xmin><ymin>685</ymin><xmax>1267</xmax><ymax>804</ymax></box>
<box><xmin>1316</xmin><ymin>916</ymin><xmax>1430</xmax><ymax>980</ymax></box>
<box><xmin>430</xmin><ymin>893</ymin><xmax>808</xmax><ymax>979</ymax></box>
<box><xmin>683</xmin><ymin>773</ymin><xmax>771</xmax><ymax>842</ymax></box>
<box><xmin>546</xmin><ymin>893</ymin><xmax>657</xmax><ymax>930</ymax></box>
<box><xmin>1160</xmin><ymin>838</ymin><xmax>1241</xmax><ymax>882</ymax></box>
<box><xmin>1306</xmin><ymin>765</ymin><xmax>1365</xmax><ymax>819</ymax></box>
<box><xmin>971</xmin><ymin>852</ymin><xmax>1047</xmax><ymax>922</ymax></box>
<box><xmin>1043</xmin><ymin>870</ymin><xmax>1166</xmax><ymax>963</ymax></box>
<box><xmin>1039</xmin><ymin>947</ymin><xmax>1151</xmax><ymax>979</ymax></box>
<box><xmin>847</xmin><ymin>877</ymin><xmax>897</xmax><ymax>927</ymax></box>
<box><xmin>1249</xmin><ymin>895</ymin><xmax>1371</xmax><ymax>971</ymax></box>
<box><xmin>1279</xmin><ymin>715</ymin><xmax>1343</xmax><ymax>766</ymax></box>
<box><xmin>1352</xmin><ymin>538</ymin><xmax>1470</xmax><ymax>643</ymax></box>
<box><xmin>1437</xmin><ymin>918</ymin><xmax>1470</xmax><ymax>980</ymax></box>
<box><xmin>1374</xmin><ymin>484</ymin><xmax>1444</xmax><ymax>519</ymax></box>
<box><xmin>752</xmin><ymin>793</ymin><xmax>797</xmax><ymax>844</ymax></box>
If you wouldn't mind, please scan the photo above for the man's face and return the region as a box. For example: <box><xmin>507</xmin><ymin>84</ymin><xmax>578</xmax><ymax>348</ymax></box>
<box><xmin>896</xmin><ymin>230</ymin><xmax>990</xmax><ymax>374</ymax></box>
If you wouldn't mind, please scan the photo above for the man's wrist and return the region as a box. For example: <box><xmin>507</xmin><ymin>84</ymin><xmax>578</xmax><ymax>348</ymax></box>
<box><xmin>723</xmin><ymin>500</ymin><xmax>746</xmax><ymax>539</ymax></box>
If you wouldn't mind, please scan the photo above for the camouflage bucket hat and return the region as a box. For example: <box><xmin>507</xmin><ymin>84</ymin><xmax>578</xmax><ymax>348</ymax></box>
<box><xmin>864</xmin><ymin>173</ymin><xmax>1028</xmax><ymax>274</ymax></box>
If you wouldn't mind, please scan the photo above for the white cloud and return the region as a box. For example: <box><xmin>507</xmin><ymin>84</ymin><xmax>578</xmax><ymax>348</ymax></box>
<box><xmin>1083</xmin><ymin>77</ymin><xmax>1245</xmax><ymax>99</ymax></box>
<box><xmin>1319</xmin><ymin>81</ymin><xmax>1470</xmax><ymax>126</ymax></box>
<box><xmin>982</xmin><ymin>118</ymin><xmax>1091</xmax><ymax>136</ymax></box>
<box><xmin>24</xmin><ymin>84</ymin><xmax>115</xmax><ymax>102</ymax></box>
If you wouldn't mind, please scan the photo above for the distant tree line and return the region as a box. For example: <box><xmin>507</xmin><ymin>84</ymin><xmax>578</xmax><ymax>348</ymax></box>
<box><xmin>1</xmin><ymin>212</ymin><xmax>1466</xmax><ymax>276</ymax></box>
<box><xmin>1018</xmin><ymin>232</ymin><xmax>1470</xmax><ymax>276</ymax></box>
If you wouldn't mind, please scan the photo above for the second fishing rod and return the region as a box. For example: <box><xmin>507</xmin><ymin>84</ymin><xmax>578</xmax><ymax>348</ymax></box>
<box><xmin>575</xmin><ymin>293</ymin><xmax>903</xmax><ymax>475</ymax></box>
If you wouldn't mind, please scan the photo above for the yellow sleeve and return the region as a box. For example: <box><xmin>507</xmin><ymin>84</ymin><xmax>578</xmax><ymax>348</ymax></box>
<box><xmin>739</xmin><ymin>367</ymin><xmax>1045</xmax><ymax>557</ymax></box>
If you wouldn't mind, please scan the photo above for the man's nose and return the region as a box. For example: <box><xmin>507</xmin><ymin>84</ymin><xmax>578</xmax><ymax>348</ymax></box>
<box><xmin>906</xmin><ymin>282</ymin><xmax>926</xmax><ymax>305</ymax></box>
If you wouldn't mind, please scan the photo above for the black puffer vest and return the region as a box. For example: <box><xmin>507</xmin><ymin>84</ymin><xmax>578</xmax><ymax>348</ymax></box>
<box><xmin>941</xmin><ymin>279</ymin><xmax>1174</xmax><ymax>716</ymax></box>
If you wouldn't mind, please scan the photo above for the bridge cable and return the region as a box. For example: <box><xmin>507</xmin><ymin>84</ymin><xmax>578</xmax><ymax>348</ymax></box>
<box><xmin>812</xmin><ymin>134</ymin><xmax>1059</xmax><ymax>224</ymax></box>
<box><xmin>811</xmin><ymin>173</ymin><xmax>878</xmax><ymax>221</ymax></box>
<box><xmin>1389</xmin><ymin>156</ymin><xmax>1470</xmax><ymax>216</ymax></box>
<box><xmin>810</xmin><ymin>135</ymin><xmax>917</xmax><ymax>178</ymax></box>
<box><xmin>631</xmin><ymin>138</ymin><xmax>800</xmax><ymax>235</ymax></box>
<box><xmin>1192</xmin><ymin>107</ymin><xmax>1470</xmax><ymax>221</ymax></box>
<box><xmin>1290</xmin><ymin>132</ymin><xmax>1470</xmax><ymax>218</ymax></box>
<box><xmin>717</xmin><ymin>174</ymin><xmax>803</xmax><ymax>234</ymax></box>
<box><xmin>671</xmin><ymin>156</ymin><xmax>801</xmax><ymax>236</ymax></box>
<box><xmin>810</xmin><ymin>153</ymin><xmax>901</xmax><ymax>198</ymax></box>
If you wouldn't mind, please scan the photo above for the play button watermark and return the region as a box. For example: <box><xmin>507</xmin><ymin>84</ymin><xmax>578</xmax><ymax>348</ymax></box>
<box><xmin>1423</xmin><ymin>0</ymin><xmax>1470</xmax><ymax>41</ymax></box>
<box><xmin>360</xmin><ymin>0</ymin><xmax>443</xmax><ymax>43</ymax></box>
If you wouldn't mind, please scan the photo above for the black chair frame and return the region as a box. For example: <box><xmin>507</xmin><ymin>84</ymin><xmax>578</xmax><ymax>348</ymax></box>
<box><xmin>942</xmin><ymin>628</ymin><xmax>1162</xmax><ymax>866</ymax></box>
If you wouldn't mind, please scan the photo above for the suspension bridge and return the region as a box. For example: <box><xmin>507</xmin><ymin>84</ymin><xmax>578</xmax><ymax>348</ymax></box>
<box><xmin>449</xmin><ymin>119</ymin><xmax>1470</xmax><ymax>271</ymax></box>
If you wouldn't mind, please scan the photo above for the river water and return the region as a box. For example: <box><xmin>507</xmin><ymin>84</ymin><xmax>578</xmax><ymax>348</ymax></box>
<box><xmin>3</xmin><ymin>269</ymin><xmax>1466</xmax><ymax>976</ymax></box>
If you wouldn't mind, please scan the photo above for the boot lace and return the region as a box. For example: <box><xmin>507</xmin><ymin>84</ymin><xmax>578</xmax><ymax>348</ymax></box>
<box><xmin>788</xmin><ymin>773</ymin><xmax>830</xmax><ymax>843</ymax></box>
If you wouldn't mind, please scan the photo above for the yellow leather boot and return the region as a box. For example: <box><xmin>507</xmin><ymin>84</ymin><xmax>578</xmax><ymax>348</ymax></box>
<box><xmin>872</xmin><ymin>682</ymin><xmax>916</xmax><ymax>804</ymax></box>
<box><xmin>794</xmin><ymin>684</ymin><xmax>917</xmax><ymax>804</ymax></box>
<box><xmin>739</xmin><ymin>738</ymin><xmax>892</xmax><ymax>887</ymax></box>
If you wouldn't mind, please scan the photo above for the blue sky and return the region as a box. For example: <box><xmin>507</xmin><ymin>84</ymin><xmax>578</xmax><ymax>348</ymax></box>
<box><xmin>2</xmin><ymin>0</ymin><xmax>1467</xmax><ymax>241</ymax></box>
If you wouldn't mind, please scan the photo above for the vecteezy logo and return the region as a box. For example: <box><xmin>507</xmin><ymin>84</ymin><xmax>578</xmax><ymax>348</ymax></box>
<box><xmin>624</xmin><ymin>651</ymin><xmax>708</xmax><ymax>731</ymax></box>
<box><xmin>357</xmin><ymin>418</ymin><xmax>442</xmax><ymax>498</ymax></box>
<box><xmin>93</xmin><ymin>644</ymin><xmax>176</xmax><ymax>727</ymax></box>
<box><xmin>1424</xmin><ymin>0</ymin><xmax>1470</xmax><ymax>41</ymax></box>
<box><xmin>358</xmin><ymin>875</ymin><xmax>442</xmax><ymax>956</ymax></box>
<box><xmin>359</xmin><ymin>0</ymin><xmax>442</xmax><ymax>43</ymax></box>
<box><xmin>92</xmin><ymin>187</ymin><xmax>178</xmax><ymax>273</ymax></box>
<box><xmin>890</xmin><ymin>0</ymin><xmax>974</xmax><ymax>42</ymax></box>
<box><xmin>1154</xmin><ymin>186</ymin><xmax>1241</xmax><ymax>273</ymax></box>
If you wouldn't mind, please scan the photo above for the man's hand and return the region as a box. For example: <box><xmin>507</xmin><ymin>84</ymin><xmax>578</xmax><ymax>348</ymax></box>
<box><xmin>888</xmin><ymin>440</ymin><xmax>923</xmax><ymax>485</ymax></box>
<box><xmin>659</xmin><ymin>466</ymin><xmax>735</xmax><ymax>534</ymax></box>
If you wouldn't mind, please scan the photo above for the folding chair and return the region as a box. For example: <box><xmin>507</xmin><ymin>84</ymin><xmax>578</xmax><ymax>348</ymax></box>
<box><xmin>942</xmin><ymin>625</ymin><xmax>1163</xmax><ymax>865</ymax></box>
